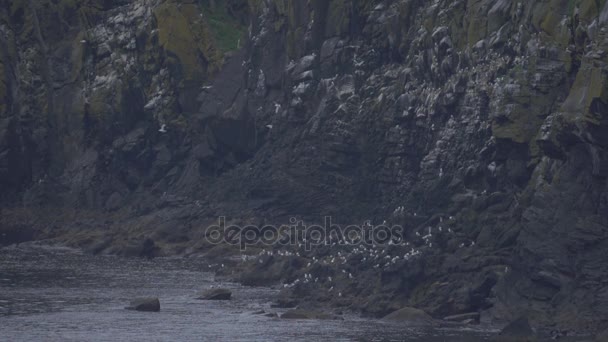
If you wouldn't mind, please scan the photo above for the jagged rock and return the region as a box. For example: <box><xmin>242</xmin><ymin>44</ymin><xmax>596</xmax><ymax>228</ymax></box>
<box><xmin>197</xmin><ymin>288</ymin><xmax>232</xmax><ymax>300</ymax></box>
<box><xmin>125</xmin><ymin>298</ymin><xmax>160</xmax><ymax>312</ymax></box>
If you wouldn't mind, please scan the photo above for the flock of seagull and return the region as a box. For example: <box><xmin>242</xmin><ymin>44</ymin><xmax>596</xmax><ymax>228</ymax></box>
<box><xmin>238</xmin><ymin>215</ymin><xmax>477</xmax><ymax>292</ymax></box>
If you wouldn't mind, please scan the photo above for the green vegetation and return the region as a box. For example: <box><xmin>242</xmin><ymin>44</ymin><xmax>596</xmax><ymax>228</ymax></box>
<box><xmin>568</xmin><ymin>0</ymin><xmax>578</xmax><ymax>15</ymax></box>
<box><xmin>201</xmin><ymin>3</ymin><xmax>245</xmax><ymax>53</ymax></box>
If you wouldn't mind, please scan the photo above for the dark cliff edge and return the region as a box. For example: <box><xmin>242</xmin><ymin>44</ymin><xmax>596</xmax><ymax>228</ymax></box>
<box><xmin>1</xmin><ymin>0</ymin><xmax>608</xmax><ymax>334</ymax></box>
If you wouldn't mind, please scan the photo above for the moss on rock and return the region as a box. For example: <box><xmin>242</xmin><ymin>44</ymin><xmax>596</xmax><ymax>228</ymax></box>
<box><xmin>154</xmin><ymin>1</ymin><xmax>222</xmax><ymax>82</ymax></box>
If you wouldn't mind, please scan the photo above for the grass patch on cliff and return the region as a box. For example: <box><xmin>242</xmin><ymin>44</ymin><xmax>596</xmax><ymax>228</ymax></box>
<box><xmin>202</xmin><ymin>4</ymin><xmax>245</xmax><ymax>53</ymax></box>
<box><xmin>568</xmin><ymin>0</ymin><xmax>576</xmax><ymax>14</ymax></box>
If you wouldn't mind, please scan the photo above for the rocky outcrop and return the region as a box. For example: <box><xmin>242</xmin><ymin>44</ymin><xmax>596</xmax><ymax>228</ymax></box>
<box><xmin>1</xmin><ymin>0</ymin><xmax>608</xmax><ymax>334</ymax></box>
<box><xmin>382</xmin><ymin>307</ymin><xmax>434</xmax><ymax>325</ymax></box>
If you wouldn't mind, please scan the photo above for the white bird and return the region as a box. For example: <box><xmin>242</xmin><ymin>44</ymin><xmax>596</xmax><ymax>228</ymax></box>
<box><xmin>266</xmin><ymin>124</ymin><xmax>273</xmax><ymax>129</ymax></box>
<box><xmin>158</xmin><ymin>124</ymin><xmax>167</xmax><ymax>133</ymax></box>
<box><xmin>80</xmin><ymin>39</ymin><xmax>87</xmax><ymax>44</ymax></box>
<box><xmin>488</xmin><ymin>161</ymin><xmax>497</xmax><ymax>175</ymax></box>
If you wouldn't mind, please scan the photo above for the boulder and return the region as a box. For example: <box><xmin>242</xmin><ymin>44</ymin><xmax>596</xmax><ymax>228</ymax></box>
<box><xmin>382</xmin><ymin>307</ymin><xmax>434</xmax><ymax>324</ymax></box>
<box><xmin>125</xmin><ymin>297</ymin><xmax>160</xmax><ymax>312</ymax></box>
<box><xmin>197</xmin><ymin>288</ymin><xmax>232</xmax><ymax>300</ymax></box>
<box><xmin>496</xmin><ymin>316</ymin><xmax>536</xmax><ymax>342</ymax></box>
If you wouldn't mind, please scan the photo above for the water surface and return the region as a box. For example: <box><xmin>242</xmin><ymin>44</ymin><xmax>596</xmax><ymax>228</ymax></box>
<box><xmin>0</xmin><ymin>245</ymin><xmax>497</xmax><ymax>341</ymax></box>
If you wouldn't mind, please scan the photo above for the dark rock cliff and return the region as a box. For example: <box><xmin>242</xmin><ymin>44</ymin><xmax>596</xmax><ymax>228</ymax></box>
<box><xmin>1</xmin><ymin>0</ymin><xmax>608</xmax><ymax>333</ymax></box>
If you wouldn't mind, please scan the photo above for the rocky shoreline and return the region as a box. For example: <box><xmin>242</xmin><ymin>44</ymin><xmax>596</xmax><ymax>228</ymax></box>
<box><xmin>2</xmin><ymin>238</ymin><xmax>603</xmax><ymax>341</ymax></box>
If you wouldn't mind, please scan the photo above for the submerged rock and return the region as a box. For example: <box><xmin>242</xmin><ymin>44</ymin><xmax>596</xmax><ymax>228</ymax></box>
<box><xmin>125</xmin><ymin>297</ymin><xmax>160</xmax><ymax>312</ymax></box>
<box><xmin>197</xmin><ymin>288</ymin><xmax>232</xmax><ymax>300</ymax></box>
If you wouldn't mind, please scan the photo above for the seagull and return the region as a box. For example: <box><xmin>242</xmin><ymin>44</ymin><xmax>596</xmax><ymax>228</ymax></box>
<box><xmin>266</xmin><ymin>124</ymin><xmax>273</xmax><ymax>129</ymax></box>
<box><xmin>158</xmin><ymin>124</ymin><xmax>167</xmax><ymax>133</ymax></box>
<box><xmin>80</xmin><ymin>39</ymin><xmax>87</xmax><ymax>44</ymax></box>
<box><xmin>488</xmin><ymin>161</ymin><xmax>497</xmax><ymax>175</ymax></box>
<box><xmin>274</xmin><ymin>103</ymin><xmax>281</xmax><ymax>114</ymax></box>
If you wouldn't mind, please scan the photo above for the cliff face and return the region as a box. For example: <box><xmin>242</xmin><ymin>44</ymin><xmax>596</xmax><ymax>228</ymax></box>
<box><xmin>2</xmin><ymin>0</ymin><xmax>608</xmax><ymax>332</ymax></box>
<box><xmin>0</xmin><ymin>0</ymin><xmax>248</xmax><ymax>204</ymax></box>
